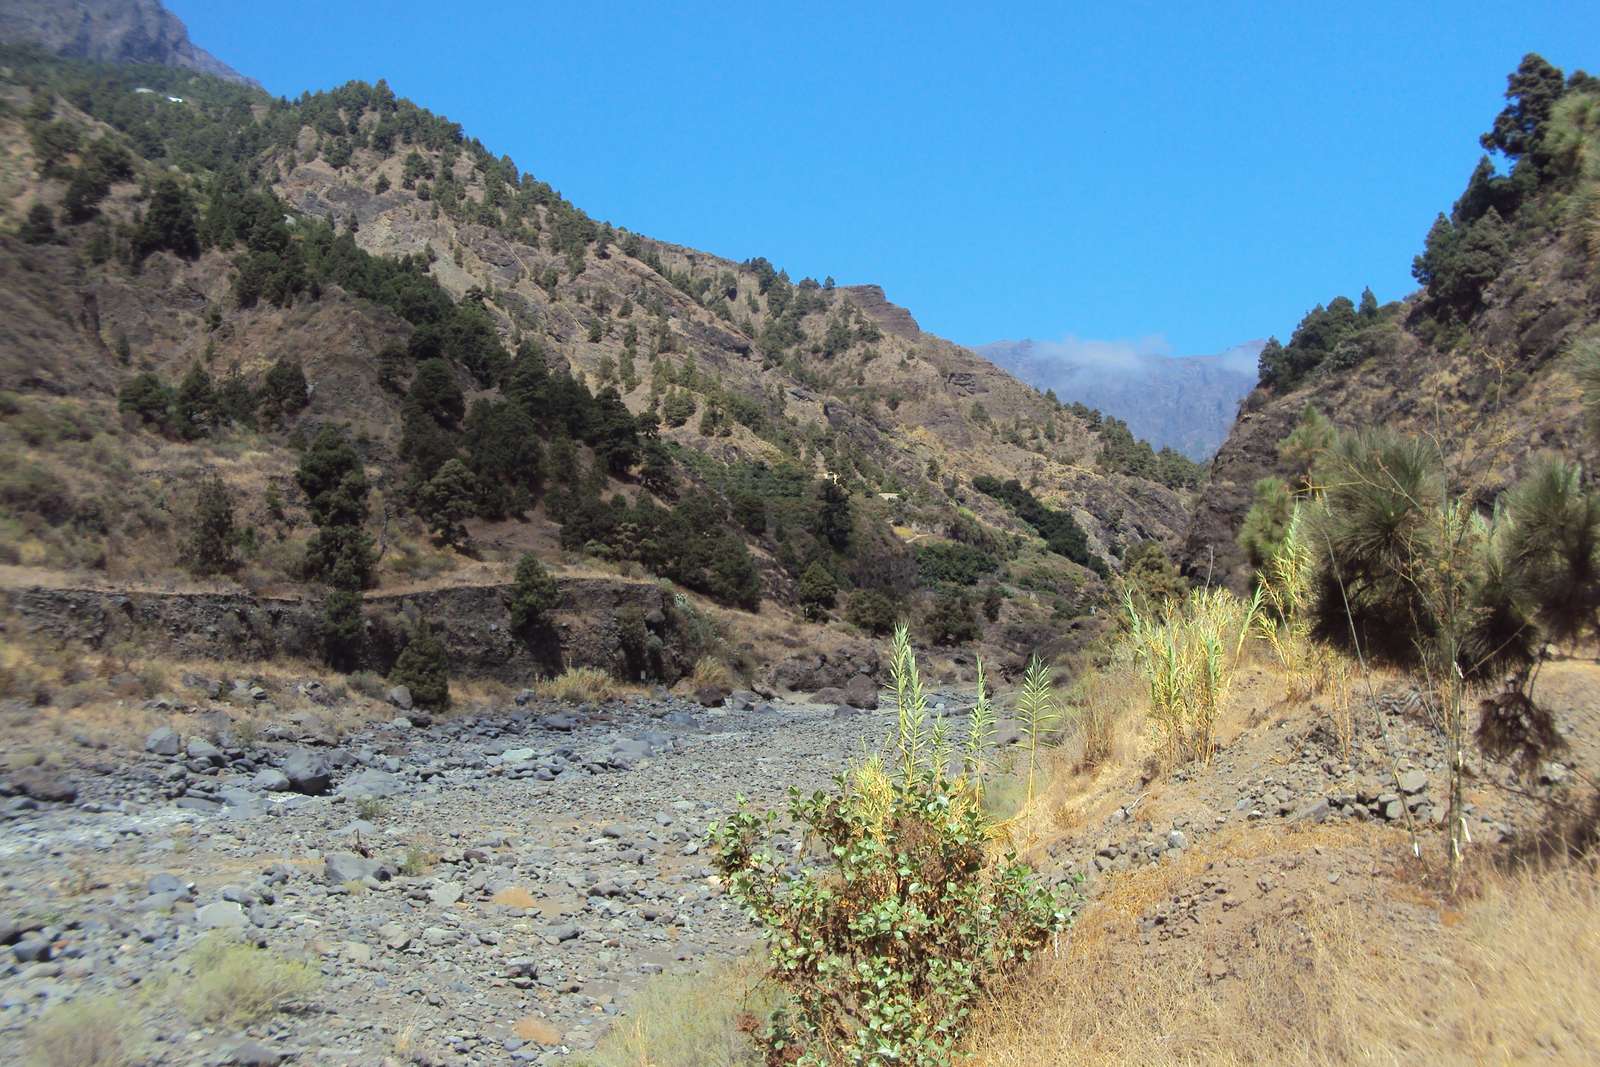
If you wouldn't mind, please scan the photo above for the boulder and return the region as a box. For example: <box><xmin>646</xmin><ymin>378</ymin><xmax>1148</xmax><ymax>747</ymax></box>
<box><xmin>281</xmin><ymin>750</ymin><xmax>332</xmax><ymax>795</ymax></box>
<box><xmin>323</xmin><ymin>851</ymin><xmax>382</xmax><ymax>884</ymax></box>
<box><xmin>186</xmin><ymin>736</ymin><xmax>224</xmax><ymax>765</ymax></box>
<box><xmin>337</xmin><ymin>769</ymin><xmax>404</xmax><ymax>800</ymax></box>
<box><xmin>693</xmin><ymin>685</ymin><xmax>728</xmax><ymax>708</ymax></box>
<box><xmin>1397</xmin><ymin>769</ymin><xmax>1428</xmax><ymax>795</ymax></box>
<box><xmin>145</xmin><ymin>726</ymin><xmax>182</xmax><ymax>756</ymax></box>
<box><xmin>252</xmin><ymin>768</ymin><xmax>291</xmax><ymax>792</ymax></box>
<box><xmin>842</xmin><ymin>674</ymin><xmax>880</xmax><ymax>710</ymax></box>
<box><xmin>388</xmin><ymin>685</ymin><xmax>414</xmax><ymax>711</ymax></box>
<box><xmin>812</xmin><ymin>686</ymin><xmax>848</xmax><ymax>706</ymax></box>
<box><xmin>7</xmin><ymin>768</ymin><xmax>76</xmax><ymax>804</ymax></box>
<box><xmin>196</xmin><ymin>901</ymin><xmax>248</xmax><ymax>930</ymax></box>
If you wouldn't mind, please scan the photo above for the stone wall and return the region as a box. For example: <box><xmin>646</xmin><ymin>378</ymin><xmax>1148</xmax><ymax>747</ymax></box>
<box><xmin>4</xmin><ymin>576</ymin><xmax>698</xmax><ymax>684</ymax></box>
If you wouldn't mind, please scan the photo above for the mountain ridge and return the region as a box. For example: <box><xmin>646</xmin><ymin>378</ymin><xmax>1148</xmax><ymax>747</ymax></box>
<box><xmin>978</xmin><ymin>337</ymin><xmax>1260</xmax><ymax>458</ymax></box>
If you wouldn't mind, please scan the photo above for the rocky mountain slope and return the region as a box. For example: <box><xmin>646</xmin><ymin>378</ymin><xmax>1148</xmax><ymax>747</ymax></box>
<box><xmin>0</xmin><ymin>2</ymin><xmax>1197</xmax><ymax>686</ymax></box>
<box><xmin>978</xmin><ymin>338</ymin><xmax>1260</xmax><ymax>459</ymax></box>
<box><xmin>1181</xmin><ymin>55</ymin><xmax>1600</xmax><ymax>590</ymax></box>
<box><xmin>0</xmin><ymin>0</ymin><xmax>255</xmax><ymax>87</ymax></box>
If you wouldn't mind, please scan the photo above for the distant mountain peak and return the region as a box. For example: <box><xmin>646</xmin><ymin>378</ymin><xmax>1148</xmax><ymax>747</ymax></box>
<box><xmin>977</xmin><ymin>336</ymin><xmax>1261</xmax><ymax>459</ymax></box>
<box><xmin>0</xmin><ymin>0</ymin><xmax>258</xmax><ymax>88</ymax></box>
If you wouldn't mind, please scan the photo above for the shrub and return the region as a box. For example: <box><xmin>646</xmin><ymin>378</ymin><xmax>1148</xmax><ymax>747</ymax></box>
<box><xmin>25</xmin><ymin>996</ymin><xmax>135</xmax><ymax>1067</ymax></box>
<box><xmin>321</xmin><ymin>590</ymin><xmax>364</xmax><ymax>670</ymax></box>
<box><xmin>117</xmin><ymin>372</ymin><xmax>173</xmax><ymax>429</ymax></box>
<box><xmin>709</xmin><ymin>627</ymin><xmax>1066</xmax><ymax>1065</ymax></box>
<box><xmin>845</xmin><ymin>588</ymin><xmax>897</xmax><ymax>635</ymax></box>
<box><xmin>507</xmin><ymin>553</ymin><xmax>561</xmax><ymax>633</ymax></box>
<box><xmin>914</xmin><ymin>541</ymin><xmax>999</xmax><ymax>585</ymax></box>
<box><xmin>185</xmin><ymin>476</ymin><xmax>236</xmax><ymax>576</ymax></box>
<box><xmin>19</xmin><ymin>203</ymin><xmax>55</xmax><ymax>245</ymax></box>
<box><xmin>797</xmin><ymin>561</ymin><xmax>838</xmax><ymax>620</ymax></box>
<box><xmin>1124</xmin><ymin>587</ymin><xmax>1259</xmax><ymax>766</ymax></box>
<box><xmin>1237</xmin><ymin>476</ymin><xmax>1293</xmax><ymax>572</ymax></box>
<box><xmin>690</xmin><ymin>655</ymin><xmax>733</xmax><ymax>691</ymax></box>
<box><xmin>179</xmin><ymin>933</ymin><xmax>319</xmax><ymax>1026</ymax></box>
<box><xmin>924</xmin><ymin>588</ymin><xmax>979</xmax><ymax>646</ymax></box>
<box><xmin>389</xmin><ymin>619</ymin><xmax>450</xmax><ymax>710</ymax></box>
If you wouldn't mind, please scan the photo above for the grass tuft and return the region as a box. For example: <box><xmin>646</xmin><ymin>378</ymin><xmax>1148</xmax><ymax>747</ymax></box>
<box><xmin>179</xmin><ymin>932</ymin><xmax>320</xmax><ymax>1026</ymax></box>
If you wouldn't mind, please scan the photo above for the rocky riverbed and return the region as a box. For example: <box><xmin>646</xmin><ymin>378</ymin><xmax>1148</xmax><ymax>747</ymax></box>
<box><xmin>0</xmin><ymin>689</ymin><xmax>914</xmax><ymax>1065</ymax></box>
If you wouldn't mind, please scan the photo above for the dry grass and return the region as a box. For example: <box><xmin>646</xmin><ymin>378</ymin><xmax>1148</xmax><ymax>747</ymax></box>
<box><xmin>689</xmin><ymin>654</ymin><xmax>734</xmax><ymax>692</ymax></box>
<box><xmin>25</xmin><ymin>996</ymin><xmax>138</xmax><ymax>1067</ymax></box>
<box><xmin>572</xmin><ymin>960</ymin><xmax>772</xmax><ymax>1067</ymax></box>
<box><xmin>536</xmin><ymin>666</ymin><xmax>625</xmax><ymax>703</ymax></box>
<box><xmin>178</xmin><ymin>933</ymin><xmax>320</xmax><ymax>1026</ymax></box>
<box><xmin>966</xmin><ymin>858</ymin><xmax>1600</xmax><ymax>1067</ymax></box>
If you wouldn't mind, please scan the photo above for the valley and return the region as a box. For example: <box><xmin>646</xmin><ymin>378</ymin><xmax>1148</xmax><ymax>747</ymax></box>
<box><xmin>1</xmin><ymin>4</ymin><xmax>1599</xmax><ymax>1066</ymax></box>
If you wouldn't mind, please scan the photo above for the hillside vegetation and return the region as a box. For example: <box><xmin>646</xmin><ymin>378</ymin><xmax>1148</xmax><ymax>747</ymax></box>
<box><xmin>0</xmin><ymin>42</ymin><xmax>1194</xmax><ymax>692</ymax></box>
<box><xmin>1184</xmin><ymin>54</ymin><xmax>1600</xmax><ymax>590</ymax></box>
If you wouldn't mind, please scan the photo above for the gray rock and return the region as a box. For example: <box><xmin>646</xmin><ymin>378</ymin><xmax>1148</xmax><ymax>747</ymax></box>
<box><xmin>12</xmin><ymin>939</ymin><xmax>51</xmax><ymax>963</ymax></box>
<box><xmin>429</xmin><ymin>882</ymin><xmax>464</xmax><ymax>906</ymax></box>
<box><xmin>282</xmin><ymin>750</ymin><xmax>332</xmax><ymax>795</ymax></box>
<box><xmin>230</xmin><ymin>1040</ymin><xmax>284</xmax><ymax>1067</ymax></box>
<box><xmin>337</xmin><ymin>769</ymin><xmax>403</xmax><ymax>800</ymax></box>
<box><xmin>186</xmin><ymin>736</ymin><xmax>223</xmax><ymax>765</ymax></box>
<box><xmin>1166</xmin><ymin>829</ymin><xmax>1188</xmax><ymax>851</ymax></box>
<box><xmin>323</xmin><ymin>851</ymin><xmax>381</xmax><ymax>884</ymax></box>
<box><xmin>379</xmin><ymin>923</ymin><xmax>413</xmax><ymax>950</ymax></box>
<box><xmin>694</xmin><ymin>685</ymin><xmax>727</xmax><ymax>708</ymax></box>
<box><xmin>148</xmin><ymin>873</ymin><xmax>192</xmax><ymax>898</ymax></box>
<box><xmin>1293</xmin><ymin>798</ymin><xmax>1331</xmax><ymax>824</ymax></box>
<box><xmin>842</xmin><ymin>674</ymin><xmax>880</xmax><ymax>710</ymax></box>
<box><xmin>145</xmin><ymin>726</ymin><xmax>182</xmax><ymax>756</ymax></box>
<box><xmin>196</xmin><ymin>901</ymin><xmax>248</xmax><ymax>930</ymax></box>
<box><xmin>499</xmin><ymin>748</ymin><xmax>536</xmax><ymax>764</ymax></box>
<box><xmin>8</xmin><ymin>768</ymin><xmax>76</xmax><ymax>804</ymax></box>
<box><xmin>1398</xmin><ymin>769</ymin><xmax>1428</xmax><ymax>795</ymax></box>
<box><xmin>388</xmin><ymin>685</ymin><xmax>414</xmax><ymax>710</ymax></box>
<box><xmin>252</xmin><ymin>768</ymin><xmax>291</xmax><ymax>792</ymax></box>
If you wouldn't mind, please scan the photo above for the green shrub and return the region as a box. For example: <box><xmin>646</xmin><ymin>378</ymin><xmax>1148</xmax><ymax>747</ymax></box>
<box><xmin>507</xmin><ymin>552</ymin><xmax>561</xmax><ymax>632</ymax></box>
<box><xmin>321</xmin><ymin>590</ymin><xmax>364</xmax><ymax>670</ymax></box>
<box><xmin>924</xmin><ymin>588</ymin><xmax>979</xmax><ymax>646</ymax></box>
<box><xmin>185</xmin><ymin>476</ymin><xmax>236</xmax><ymax>575</ymax></box>
<box><xmin>914</xmin><ymin>541</ymin><xmax>999</xmax><ymax>585</ymax></box>
<box><xmin>797</xmin><ymin>561</ymin><xmax>837</xmax><ymax>620</ymax></box>
<box><xmin>845</xmin><ymin>588</ymin><xmax>898</xmax><ymax>635</ymax></box>
<box><xmin>709</xmin><ymin>627</ymin><xmax>1066</xmax><ymax>1065</ymax></box>
<box><xmin>389</xmin><ymin>619</ymin><xmax>450</xmax><ymax>710</ymax></box>
<box><xmin>1237</xmin><ymin>476</ymin><xmax>1293</xmax><ymax>572</ymax></box>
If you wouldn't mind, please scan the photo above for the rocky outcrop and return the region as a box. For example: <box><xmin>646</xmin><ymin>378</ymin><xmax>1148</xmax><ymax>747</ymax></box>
<box><xmin>0</xmin><ymin>0</ymin><xmax>258</xmax><ymax>87</ymax></box>
<box><xmin>3</xmin><ymin>576</ymin><xmax>699</xmax><ymax>684</ymax></box>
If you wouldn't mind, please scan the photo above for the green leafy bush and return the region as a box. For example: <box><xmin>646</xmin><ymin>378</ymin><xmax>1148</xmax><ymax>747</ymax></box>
<box><xmin>709</xmin><ymin>628</ymin><xmax>1066</xmax><ymax>1065</ymax></box>
<box><xmin>797</xmin><ymin>561</ymin><xmax>838</xmax><ymax>620</ymax></box>
<box><xmin>845</xmin><ymin>589</ymin><xmax>898</xmax><ymax>635</ymax></box>
<box><xmin>507</xmin><ymin>552</ymin><xmax>561</xmax><ymax>632</ymax></box>
<box><xmin>389</xmin><ymin>619</ymin><xmax>450</xmax><ymax>709</ymax></box>
<box><xmin>914</xmin><ymin>541</ymin><xmax>999</xmax><ymax>585</ymax></box>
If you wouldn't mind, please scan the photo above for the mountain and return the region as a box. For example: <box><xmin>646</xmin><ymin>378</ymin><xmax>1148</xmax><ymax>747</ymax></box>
<box><xmin>1180</xmin><ymin>54</ymin><xmax>1600</xmax><ymax>591</ymax></box>
<box><xmin>977</xmin><ymin>337</ymin><xmax>1260</xmax><ymax>459</ymax></box>
<box><xmin>0</xmin><ymin>3</ymin><xmax>1198</xmax><ymax>687</ymax></box>
<box><xmin>0</xmin><ymin>0</ymin><xmax>257</xmax><ymax>87</ymax></box>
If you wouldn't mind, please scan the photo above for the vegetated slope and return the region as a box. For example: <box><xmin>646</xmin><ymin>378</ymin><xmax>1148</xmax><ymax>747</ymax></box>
<box><xmin>0</xmin><ymin>23</ymin><xmax>1192</xmax><ymax>679</ymax></box>
<box><xmin>0</xmin><ymin>0</ymin><xmax>256</xmax><ymax>87</ymax></box>
<box><xmin>1182</xmin><ymin>54</ymin><xmax>1600</xmax><ymax>591</ymax></box>
<box><xmin>979</xmin><ymin>338</ymin><xmax>1260</xmax><ymax>459</ymax></box>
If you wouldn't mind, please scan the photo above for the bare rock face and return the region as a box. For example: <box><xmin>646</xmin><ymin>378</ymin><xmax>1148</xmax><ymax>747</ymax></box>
<box><xmin>0</xmin><ymin>0</ymin><xmax>258</xmax><ymax>87</ymax></box>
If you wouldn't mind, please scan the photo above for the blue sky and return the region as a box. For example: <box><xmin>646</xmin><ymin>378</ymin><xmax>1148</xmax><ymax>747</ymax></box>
<box><xmin>170</xmin><ymin>1</ymin><xmax>1599</xmax><ymax>355</ymax></box>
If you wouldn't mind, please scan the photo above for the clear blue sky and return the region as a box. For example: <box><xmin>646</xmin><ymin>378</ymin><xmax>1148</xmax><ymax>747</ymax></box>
<box><xmin>170</xmin><ymin>1</ymin><xmax>1598</xmax><ymax>355</ymax></box>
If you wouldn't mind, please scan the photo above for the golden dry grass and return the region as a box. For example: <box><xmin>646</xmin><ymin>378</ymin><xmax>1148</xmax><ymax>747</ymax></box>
<box><xmin>535</xmin><ymin>666</ymin><xmax>627</xmax><ymax>703</ymax></box>
<box><xmin>967</xmin><ymin>856</ymin><xmax>1600</xmax><ymax>1067</ymax></box>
